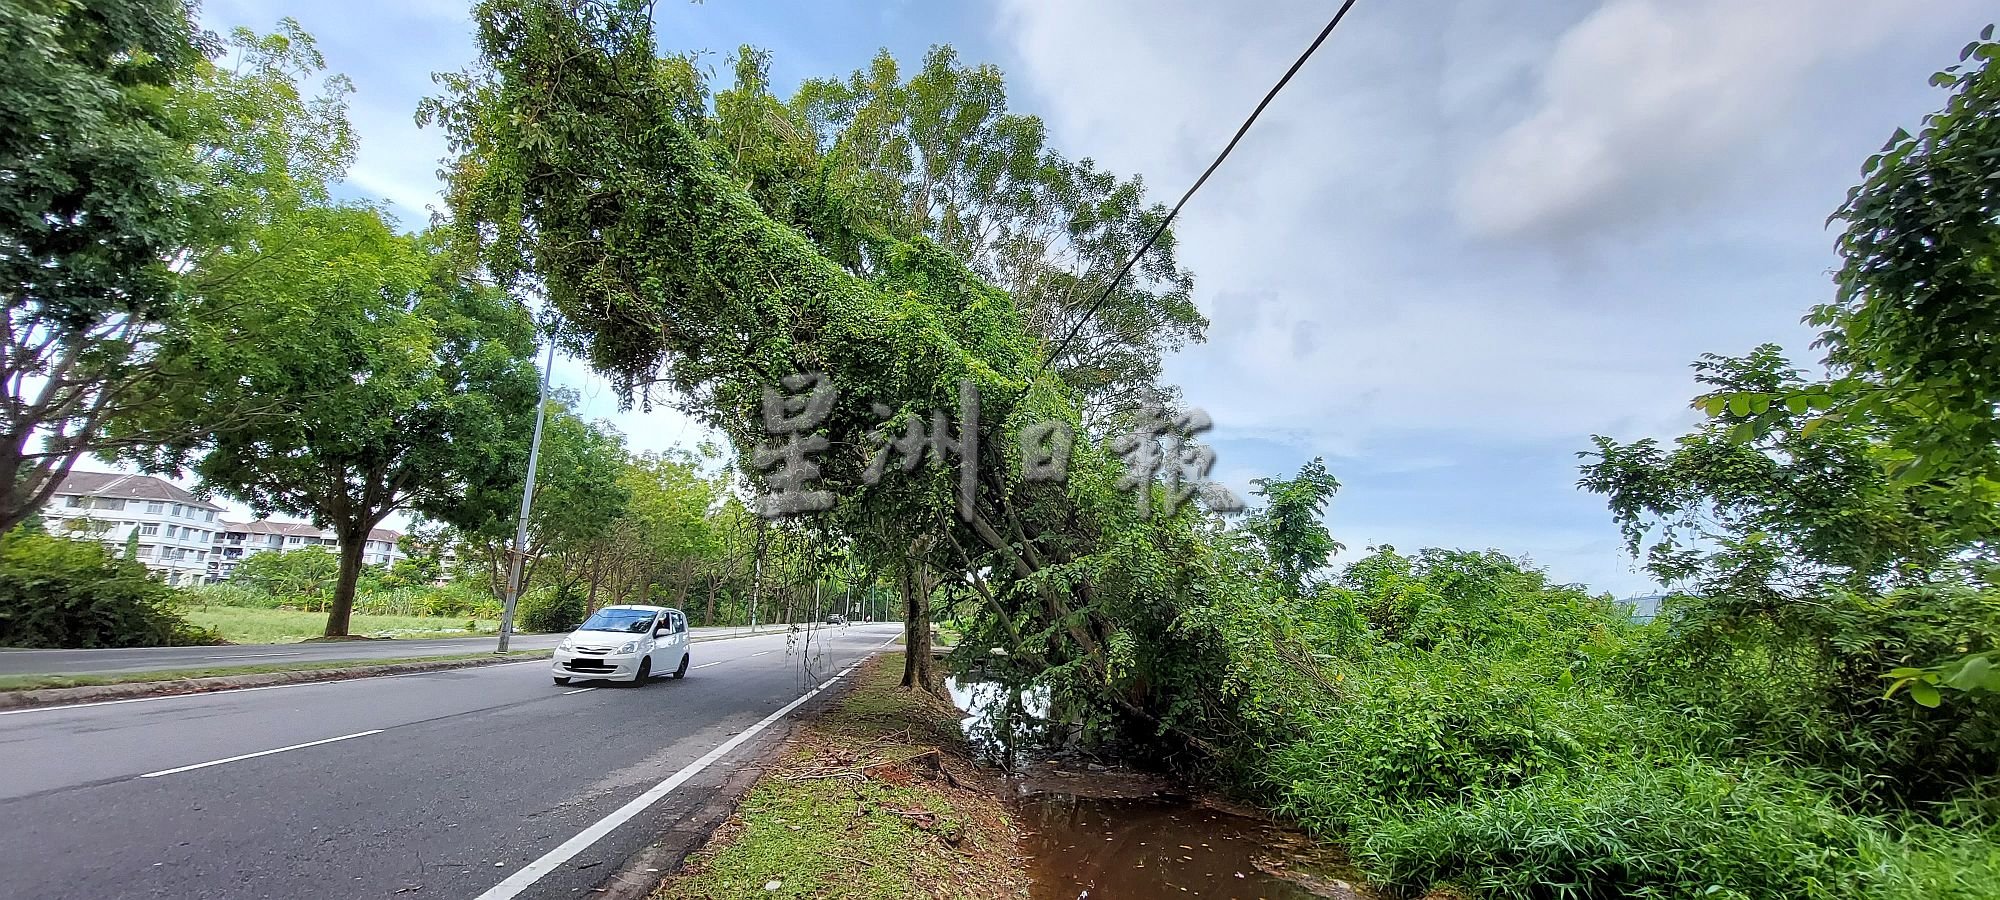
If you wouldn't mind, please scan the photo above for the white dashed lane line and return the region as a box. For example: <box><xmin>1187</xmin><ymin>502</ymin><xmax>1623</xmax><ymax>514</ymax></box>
<box><xmin>138</xmin><ymin>730</ymin><xmax>385</xmax><ymax>778</ymax></box>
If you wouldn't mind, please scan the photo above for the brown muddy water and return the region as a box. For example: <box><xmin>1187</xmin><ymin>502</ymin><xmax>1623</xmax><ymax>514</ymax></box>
<box><xmin>947</xmin><ymin>677</ymin><xmax>1374</xmax><ymax>900</ymax></box>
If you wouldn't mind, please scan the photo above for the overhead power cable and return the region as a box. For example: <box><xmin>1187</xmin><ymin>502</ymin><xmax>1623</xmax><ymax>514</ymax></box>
<box><xmin>1034</xmin><ymin>0</ymin><xmax>1364</xmax><ymax>383</ymax></box>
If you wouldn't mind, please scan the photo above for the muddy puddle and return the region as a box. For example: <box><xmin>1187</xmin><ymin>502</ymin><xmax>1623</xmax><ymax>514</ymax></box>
<box><xmin>947</xmin><ymin>677</ymin><xmax>1375</xmax><ymax>900</ymax></box>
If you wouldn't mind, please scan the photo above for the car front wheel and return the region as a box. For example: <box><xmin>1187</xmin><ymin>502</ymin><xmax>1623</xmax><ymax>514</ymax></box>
<box><xmin>672</xmin><ymin>652</ymin><xmax>689</xmax><ymax>678</ymax></box>
<box><xmin>631</xmin><ymin>657</ymin><xmax>651</xmax><ymax>685</ymax></box>
<box><xmin>553</xmin><ymin>676</ymin><xmax>571</xmax><ymax>686</ymax></box>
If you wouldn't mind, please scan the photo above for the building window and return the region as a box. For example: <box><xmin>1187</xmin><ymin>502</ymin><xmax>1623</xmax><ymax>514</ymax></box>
<box><xmin>138</xmin><ymin>523</ymin><xmax>158</xmax><ymax>536</ymax></box>
<box><xmin>64</xmin><ymin>495</ymin><xmax>86</xmax><ymax>508</ymax></box>
<box><xmin>205</xmin><ymin>510</ymin><xmax>215</xmax><ymax>522</ymax></box>
<box><xmin>147</xmin><ymin>500</ymin><xmax>165</xmax><ymax>514</ymax></box>
<box><xmin>95</xmin><ymin>497</ymin><xmax>126</xmax><ymax>510</ymax></box>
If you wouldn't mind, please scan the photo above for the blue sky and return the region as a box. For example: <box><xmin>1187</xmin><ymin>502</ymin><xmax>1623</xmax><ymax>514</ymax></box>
<box><xmin>198</xmin><ymin>0</ymin><xmax>1995</xmax><ymax>596</ymax></box>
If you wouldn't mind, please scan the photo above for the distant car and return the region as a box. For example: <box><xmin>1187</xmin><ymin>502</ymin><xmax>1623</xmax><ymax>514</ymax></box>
<box><xmin>552</xmin><ymin>605</ymin><xmax>690</xmax><ymax>685</ymax></box>
<box><xmin>823</xmin><ymin>614</ymin><xmax>846</xmax><ymax>625</ymax></box>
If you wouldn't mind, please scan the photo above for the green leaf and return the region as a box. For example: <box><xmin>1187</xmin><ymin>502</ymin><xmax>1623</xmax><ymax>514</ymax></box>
<box><xmin>1910</xmin><ymin>682</ymin><xmax>1942</xmax><ymax>708</ymax></box>
<box><xmin>1728</xmin><ymin>395</ymin><xmax>1751</xmax><ymax>417</ymax></box>
<box><xmin>1945</xmin><ymin>654</ymin><xmax>1994</xmax><ymax>691</ymax></box>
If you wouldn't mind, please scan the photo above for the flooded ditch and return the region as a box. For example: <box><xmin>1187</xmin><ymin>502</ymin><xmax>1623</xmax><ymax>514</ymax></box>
<box><xmin>947</xmin><ymin>676</ymin><xmax>1375</xmax><ymax>900</ymax></box>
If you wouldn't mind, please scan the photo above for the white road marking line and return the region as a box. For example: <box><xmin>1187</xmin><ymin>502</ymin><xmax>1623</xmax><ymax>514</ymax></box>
<box><xmin>202</xmin><ymin>652</ymin><xmax>293</xmax><ymax>660</ymax></box>
<box><xmin>561</xmin><ymin>688</ymin><xmax>596</xmax><ymax>695</ymax></box>
<box><xmin>688</xmin><ymin>660</ymin><xmax>724</xmax><ymax>670</ymax></box>
<box><xmin>474</xmin><ymin>662</ymin><xmax>868</xmax><ymax>900</ymax></box>
<box><xmin>138</xmin><ymin>729</ymin><xmax>384</xmax><ymax>778</ymax></box>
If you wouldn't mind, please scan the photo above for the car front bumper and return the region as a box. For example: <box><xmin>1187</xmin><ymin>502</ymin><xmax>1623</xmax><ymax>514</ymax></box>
<box><xmin>552</xmin><ymin>649</ymin><xmax>642</xmax><ymax>679</ymax></box>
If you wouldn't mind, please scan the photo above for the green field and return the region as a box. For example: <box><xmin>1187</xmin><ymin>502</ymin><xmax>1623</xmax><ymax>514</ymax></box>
<box><xmin>181</xmin><ymin>606</ymin><xmax>500</xmax><ymax>644</ymax></box>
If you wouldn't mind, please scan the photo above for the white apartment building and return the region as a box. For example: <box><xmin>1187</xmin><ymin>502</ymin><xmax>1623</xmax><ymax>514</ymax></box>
<box><xmin>209</xmin><ymin>519</ymin><xmax>404</xmax><ymax>582</ymax></box>
<box><xmin>40</xmin><ymin>472</ymin><xmax>226</xmax><ymax>586</ymax></box>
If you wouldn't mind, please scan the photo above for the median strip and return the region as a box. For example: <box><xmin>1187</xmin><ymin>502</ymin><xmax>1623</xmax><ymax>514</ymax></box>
<box><xmin>139</xmin><ymin>729</ymin><xmax>385</xmax><ymax>778</ymax></box>
<box><xmin>0</xmin><ymin>653</ymin><xmax>551</xmax><ymax>714</ymax></box>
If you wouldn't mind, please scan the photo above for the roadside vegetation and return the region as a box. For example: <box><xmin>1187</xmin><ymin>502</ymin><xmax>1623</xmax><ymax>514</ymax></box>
<box><xmin>661</xmin><ymin>653</ymin><xmax>1020</xmax><ymax>900</ymax></box>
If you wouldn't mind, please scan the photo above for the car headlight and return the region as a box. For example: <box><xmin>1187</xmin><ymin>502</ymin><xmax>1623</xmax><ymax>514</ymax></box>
<box><xmin>617</xmin><ymin>641</ymin><xmax>639</xmax><ymax>654</ymax></box>
<box><xmin>558</xmin><ymin>638</ymin><xmax>573</xmax><ymax>651</ymax></box>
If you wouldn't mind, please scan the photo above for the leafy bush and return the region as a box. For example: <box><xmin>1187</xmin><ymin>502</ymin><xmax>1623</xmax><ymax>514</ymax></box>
<box><xmin>517</xmin><ymin>584</ymin><xmax>585</xmax><ymax>633</ymax></box>
<box><xmin>1180</xmin><ymin>546</ymin><xmax>2000</xmax><ymax>899</ymax></box>
<box><xmin>228</xmin><ymin>547</ymin><xmax>340</xmax><ymax>609</ymax></box>
<box><xmin>182</xmin><ymin>581</ymin><xmax>287</xmax><ymax>609</ymax></box>
<box><xmin>0</xmin><ymin>529</ymin><xmax>218</xmax><ymax>648</ymax></box>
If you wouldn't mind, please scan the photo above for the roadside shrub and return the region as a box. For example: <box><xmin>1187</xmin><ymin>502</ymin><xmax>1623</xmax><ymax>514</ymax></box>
<box><xmin>182</xmin><ymin>581</ymin><xmax>284</xmax><ymax>609</ymax></box>
<box><xmin>0</xmin><ymin>529</ymin><xmax>219</xmax><ymax>648</ymax></box>
<box><xmin>517</xmin><ymin>584</ymin><xmax>585</xmax><ymax>633</ymax></box>
<box><xmin>1616</xmin><ymin>584</ymin><xmax>2000</xmax><ymax>805</ymax></box>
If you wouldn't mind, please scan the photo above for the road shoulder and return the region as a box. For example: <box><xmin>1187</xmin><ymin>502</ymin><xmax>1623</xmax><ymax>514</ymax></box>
<box><xmin>653</xmin><ymin>652</ymin><xmax>1024</xmax><ymax>899</ymax></box>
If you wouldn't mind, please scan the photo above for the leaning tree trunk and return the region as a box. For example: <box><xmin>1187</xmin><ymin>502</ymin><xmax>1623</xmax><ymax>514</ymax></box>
<box><xmin>325</xmin><ymin>525</ymin><xmax>370</xmax><ymax>637</ymax></box>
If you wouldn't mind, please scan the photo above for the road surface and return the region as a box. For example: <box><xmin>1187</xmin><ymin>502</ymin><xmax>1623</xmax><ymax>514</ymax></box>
<box><xmin>0</xmin><ymin>623</ymin><xmax>899</xmax><ymax>899</ymax></box>
<box><xmin>0</xmin><ymin>624</ymin><xmax>796</xmax><ymax>677</ymax></box>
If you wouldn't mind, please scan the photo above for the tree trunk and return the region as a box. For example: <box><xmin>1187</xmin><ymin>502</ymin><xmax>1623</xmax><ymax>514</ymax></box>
<box><xmin>900</xmin><ymin>559</ymin><xmax>940</xmax><ymax>696</ymax></box>
<box><xmin>325</xmin><ymin>525</ymin><xmax>369</xmax><ymax>637</ymax></box>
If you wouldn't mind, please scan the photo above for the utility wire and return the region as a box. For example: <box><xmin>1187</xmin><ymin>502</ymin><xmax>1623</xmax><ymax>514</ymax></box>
<box><xmin>1032</xmin><ymin>0</ymin><xmax>1364</xmax><ymax>385</ymax></box>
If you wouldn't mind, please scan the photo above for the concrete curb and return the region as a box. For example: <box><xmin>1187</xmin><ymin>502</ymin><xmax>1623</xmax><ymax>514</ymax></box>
<box><xmin>0</xmin><ymin>653</ymin><xmax>553</xmax><ymax>711</ymax></box>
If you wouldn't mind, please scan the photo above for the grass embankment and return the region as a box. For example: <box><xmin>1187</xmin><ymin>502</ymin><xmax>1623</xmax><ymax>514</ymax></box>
<box><xmin>181</xmin><ymin>606</ymin><xmax>499</xmax><ymax>643</ymax></box>
<box><xmin>0</xmin><ymin>650</ymin><xmax>549</xmax><ymax>692</ymax></box>
<box><xmin>660</xmin><ymin>653</ymin><xmax>1020</xmax><ymax>900</ymax></box>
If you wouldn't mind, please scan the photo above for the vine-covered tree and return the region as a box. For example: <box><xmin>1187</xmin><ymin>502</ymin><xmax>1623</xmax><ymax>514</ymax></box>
<box><xmin>428</xmin><ymin>0</ymin><xmax>1231</xmax><ymax>731</ymax></box>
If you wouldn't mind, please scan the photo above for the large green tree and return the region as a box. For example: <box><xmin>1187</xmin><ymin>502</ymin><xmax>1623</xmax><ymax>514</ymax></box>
<box><xmin>141</xmin><ymin>207</ymin><xmax>541</xmax><ymax>636</ymax></box>
<box><xmin>0</xmin><ymin>0</ymin><xmax>205</xmax><ymax>531</ymax></box>
<box><xmin>463</xmin><ymin>395</ymin><xmax>628</xmax><ymax>601</ymax></box>
<box><xmin>3</xmin><ymin>16</ymin><xmax>354</xmax><ymax>532</ymax></box>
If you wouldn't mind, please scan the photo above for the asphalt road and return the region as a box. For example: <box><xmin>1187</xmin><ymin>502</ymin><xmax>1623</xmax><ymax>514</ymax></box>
<box><xmin>0</xmin><ymin>624</ymin><xmax>798</xmax><ymax>677</ymax></box>
<box><xmin>0</xmin><ymin>623</ymin><xmax>900</xmax><ymax>899</ymax></box>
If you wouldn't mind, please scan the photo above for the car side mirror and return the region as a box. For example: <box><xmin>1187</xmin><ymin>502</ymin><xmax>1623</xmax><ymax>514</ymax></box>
<box><xmin>654</xmin><ymin>627</ymin><xmax>670</xmax><ymax>637</ymax></box>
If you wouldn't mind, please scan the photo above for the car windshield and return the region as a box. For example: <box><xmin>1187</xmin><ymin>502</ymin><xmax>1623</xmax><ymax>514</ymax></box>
<box><xmin>576</xmin><ymin>609</ymin><xmax>656</xmax><ymax>634</ymax></box>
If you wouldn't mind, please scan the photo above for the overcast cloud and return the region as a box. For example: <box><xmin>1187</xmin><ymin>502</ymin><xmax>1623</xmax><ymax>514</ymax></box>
<box><xmin>191</xmin><ymin>0</ymin><xmax>1992</xmax><ymax>593</ymax></box>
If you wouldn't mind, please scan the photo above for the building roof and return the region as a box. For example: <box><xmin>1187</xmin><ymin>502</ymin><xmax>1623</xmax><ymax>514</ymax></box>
<box><xmin>219</xmin><ymin>519</ymin><xmax>402</xmax><ymax>545</ymax></box>
<box><xmin>53</xmin><ymin>471</ymin><xmax>224</xmax><ymax>511</ymax></box>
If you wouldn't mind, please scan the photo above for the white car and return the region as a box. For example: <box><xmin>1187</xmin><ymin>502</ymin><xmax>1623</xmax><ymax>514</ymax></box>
<box><xmin>552</xmin><ymin>605</ymin><xmax>691</xmax><ymax>685</ymax></box>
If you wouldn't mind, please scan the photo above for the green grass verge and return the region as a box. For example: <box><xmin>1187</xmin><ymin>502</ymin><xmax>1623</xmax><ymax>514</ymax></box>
<box><xmin>0</xmin><ymin>650</ymin><xmax>549</xmax><ymax>692</ymax></box>
<box><xmin>180</xmin><ymin>605</ymin><xmax>500</xmax><ymax>644</ymax></box>
<box><xmin>660</xmin><ymin>652</ymin><xmax>1017</xmax><ymax>899</ymax></box>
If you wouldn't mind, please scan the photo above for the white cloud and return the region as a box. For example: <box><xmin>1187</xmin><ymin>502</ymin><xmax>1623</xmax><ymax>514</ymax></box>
<box><xmin>1454</xmin><ymin>0</ymin><xmax>1938</xmax><ymax>238</ymax></box>
<box><xmin>991</xmin><ymin>0</ymin><xmax>1992</xmax><ymax>593</ymax></box>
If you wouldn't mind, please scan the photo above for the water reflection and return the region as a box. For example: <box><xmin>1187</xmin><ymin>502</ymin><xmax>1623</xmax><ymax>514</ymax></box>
<box><xmin>946</xmin><ymin>675</ymin><xmax>1058</xmax><ymax>770</ymax></box>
